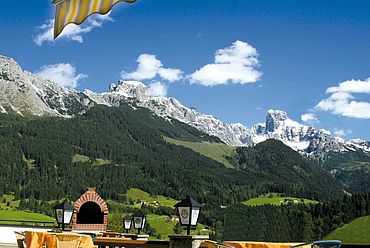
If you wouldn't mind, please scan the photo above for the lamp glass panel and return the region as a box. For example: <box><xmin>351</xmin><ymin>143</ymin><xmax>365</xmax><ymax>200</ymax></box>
<box><xmin>124</xmin><ymin>219</ymin><xmax>132</xmax><ymax>230</ymax></box>
<box><xmin>63</xmin><ymin>209</ymin><xmax>73</xmax><ymax>224</ymax></box>
<box><xmin>142</xmin><ymin>217</ymin><xmax>146</xmax><ymax>229</ymax></box>
<box><xmin>56</xmin><ymin>209</ymin><xmax>63</xmax><ymax>224</ymax></box>
<box><xmin>190</xmin><ymin>207</ymin><xmax>200</xmax><ymax>226</ymax></box>
<box><xmin>133</xmin><ymin>217</ymin><xmax>143</xmax><ymax>229</ymax></box>
<box><xmin>178</xmin><ymin>206</ymin><xmax>190</xmax><ymax>225</ymax></box>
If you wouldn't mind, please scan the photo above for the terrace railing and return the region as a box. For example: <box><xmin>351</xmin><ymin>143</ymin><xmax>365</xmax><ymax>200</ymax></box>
<box><xmin>0</xmin><ymin>220</ymin><xmax>55</xmax><ymax>227</ymax></box>
<box><xmin>93</xmin><ymin>238</ymin><xmax>234</xmax><ymax>248</ymax></box>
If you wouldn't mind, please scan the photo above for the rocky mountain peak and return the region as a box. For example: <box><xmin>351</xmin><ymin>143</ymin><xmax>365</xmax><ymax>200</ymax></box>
<box><xmin>108</xmin><ymin>80</ymin><xmax>149</xmax><ymax>102</ymax></box>
<box><xmin>267</xmin><ymin>109</ymin><xmax>288</xmax><ymax>121</ymax></box>
<box><xmin>0</xmin><ymin>55</ymin><xmax>19</xmax><ymax>69</ymax></box>
<box><xmin>265</xmin><ymin>109</ymin><xmax>294</xmax><ymax>133</ymax></box>
<box><xmin>0</xmin><ymin>56</ymin><xmax>25</xmax><ymax>85</ymax></box>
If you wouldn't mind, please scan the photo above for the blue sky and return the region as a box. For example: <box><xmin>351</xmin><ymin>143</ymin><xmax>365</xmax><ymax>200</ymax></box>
<box><xmin>0</xmin><ymin>0</ymin><xmax>369</xmax><ymax>139</ymax></box>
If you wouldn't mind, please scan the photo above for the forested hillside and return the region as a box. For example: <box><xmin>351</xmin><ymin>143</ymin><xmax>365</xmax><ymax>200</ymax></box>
<box><xmin>223</xmin><ymin>193</ymin><xmax>370</xmax><ymax>242</ymax></box>
<box><xmin>322</xmin><ymin>150</ymin><xmax>370</xmax><ymax>193</ymax></box>
<box><xmin>231</xmin><ymin>140</ymin><xmax>344</xmax><ymax>200</ymax></box>
<box><xmin>0</xmin><ymin>103</ymin><xmax>343</xmax><ymax>206</ymax></box>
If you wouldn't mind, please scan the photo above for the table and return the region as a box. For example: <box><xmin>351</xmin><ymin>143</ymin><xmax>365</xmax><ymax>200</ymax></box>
<box><xmin>224</xmin><ymin>241</ymin><xmax>311</xmax><ymax>248</ymax></box>
<box><xmin>25</xmin><ymin>231</ymin><xmax>94</xmax><ymax>248</ymax></box>
<box><xmin>101</xmin><ymin>232</ymin><xmax>121</xmax><ymax>238</ymax></box>
<box><xmin>94</xmin><ymin>237</ymin><xmax>169</xmax><ymax>248</ymax></box>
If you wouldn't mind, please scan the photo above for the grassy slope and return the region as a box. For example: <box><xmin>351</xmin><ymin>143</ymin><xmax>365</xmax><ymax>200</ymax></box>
<box><xmin>0</xmin><ymin>210</ymin><xmax>55</xmax><ymax>225</ymax></box>
<box><xmin>126</xmin><ymin>188</ymin><xmax>178</xmax><ymax>208</ymax></box>
<box><xmin>72</xmin><ymin>154</ymin><xmax>111</xmax><ymax>167</ymax></box>
<box><xmin>164</xmin><ymin>137</ymin><xmax>236</xmax><ymax>168</ymax></box>
<box><xmin>108</xmin><ymin>212</ymin><xmax>208</xmax><ymax>240</ymax></box>
<box><xmin>108</xmin><ymin>188</ymin><xmax>209</xmax><ymax>239</ymax></box>
<box><xmin>0</xmin><ymin>194</ymin><xmax>54</xmax><ymax>225</ymax></box>
<box><xmin>72</xmin><ymin>154</ymin><xmax>90</xmax><ymax>163</ymax></box>
<box><xmin>147</xmin><ymin>213</ymin><xmax>208</xmax><ymax>240</ymax></box>
<box><xmin>324</xmin><ymin>215</ymin><xmax>370</xmax><ymax>244</ymax></box>
<box><xmin>242</xmin><ymin>193</ymin><xmax>318</xmax><ymax>206</ymax></box>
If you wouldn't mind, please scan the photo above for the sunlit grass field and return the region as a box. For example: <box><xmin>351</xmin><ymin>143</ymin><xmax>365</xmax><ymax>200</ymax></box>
<box><xmin>164</xmin><ymin>137</ymin><xmax>236</xmax><ymax>168</ymax></box>
<box><xmin>242</xmin><ymin>193</ymin><xmax>318</xmax><ymax>206</ymax></box>
<box><xmin>0</xmin><ymin>210</ymin><xmax>54</xmax><ymax>225</ymax></box>
<box><xmin>125</xmin><ymin>188</ymin><xmax>178</xmax><ymax>208</ymax></box>
<box><xmin>324</xmin><ymin>215</ymin><xmax>370</xmax><ymax>244</ymax></box>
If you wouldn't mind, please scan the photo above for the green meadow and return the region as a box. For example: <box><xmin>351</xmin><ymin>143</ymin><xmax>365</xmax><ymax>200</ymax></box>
<box><xmin>146</xmin><ymin>213</ymin><xmax>208</xmax><ymax>240</ymax></box>
<box><xmin>125</xmin><ymin>188</ymin><xmax>178</xmax><ymax>208</ymax></box>
<box><xmin>242</xmin><ymin>193</ymin><xmax>318</xmax><ymax>206</ymax></box>
<box><xmin>0</xmin><ymin>210</ymin><xmax>55</xmax><ymax>225</ymax></box>
<box><xmin>164</xmin><ymin>137</ymin><xmax>236</xmax><ymax>168</ymax></box>
<box><xmin>108</xmin><ymin>212</ymin><xmax>208</xmax><ymax>240</ymax></box>
<box><xmin>0</xmin><ymin>194</ymin><xmax>54</xmax><ymax>225</ymax></box>
<box><xmin>324</xmin><ymin>215</ymin><xmax>370</xmax><ymax>244</ymax></box>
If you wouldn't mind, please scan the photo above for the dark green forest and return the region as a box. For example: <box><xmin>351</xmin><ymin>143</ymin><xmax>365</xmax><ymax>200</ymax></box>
<box><xmin>223</xmin><ymin>193</ymin><xmax>370</xmax><ymax>242</ymax></box>
<box><xmin>232</xmin><ymin>141</ymin><xmax>344</xmax><ymax>201</ymax></box>
<box><xmin>0</xmin><ymin>104</ymin><xmax>343</xmax><ymax>204</ymax></box>
<box><xmin>0</xmin><ymin>103</ymin><xmax>367</xmax><ymax>241</ymax></box>
<box><xmin>322</xmin><ymin>150</ymin><xmax>370</xmax><ymax>193</ymax></box>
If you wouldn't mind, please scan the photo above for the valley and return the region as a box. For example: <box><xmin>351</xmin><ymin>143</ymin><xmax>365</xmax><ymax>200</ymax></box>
<box><xmin>0</xmin><ymin>55</ymin><xmax>369</xmax><ymax>243</ymax></box>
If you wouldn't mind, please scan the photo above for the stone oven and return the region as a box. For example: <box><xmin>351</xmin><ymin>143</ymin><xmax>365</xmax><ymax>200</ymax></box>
<box><xmin>72</xmin><ymin>187</ymin><xmax>108</xmax><ymax>232</ymax></box>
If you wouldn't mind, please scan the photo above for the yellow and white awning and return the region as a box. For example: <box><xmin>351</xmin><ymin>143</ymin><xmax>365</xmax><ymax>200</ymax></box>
<box><xmin>53</xmin><ymin>0</ymin><xmax>137</xmax><ymax>39</ymax></box>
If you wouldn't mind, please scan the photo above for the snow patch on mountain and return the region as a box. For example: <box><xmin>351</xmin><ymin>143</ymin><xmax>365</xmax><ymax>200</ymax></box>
<box><xmin>0</xmin><ymin>105</ymin><xmax>6</xmax><ymax>114</ymax></box>
<box><xmin>101</xmin><ymin>80</ymin><xmax>253</xmax><ymax>146</ymax></box>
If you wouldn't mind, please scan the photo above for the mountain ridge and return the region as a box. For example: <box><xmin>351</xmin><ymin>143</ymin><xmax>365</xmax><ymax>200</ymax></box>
<box><xmin>0</xmin><ymin>55</ymin><xmax>369</xmax><ymax>160</ymax></box>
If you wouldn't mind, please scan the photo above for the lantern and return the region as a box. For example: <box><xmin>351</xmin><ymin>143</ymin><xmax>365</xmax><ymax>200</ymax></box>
<box><xmin>53</xmin><ymin>200</ymin><xmax>75</xmax><ymax>231</ymax></box>
<box><xmin>174</xmin><ymin>196</ymin><xmax>201</xmax><ymax>235</ymax></box>
<box><xmin>132</xmin><ymin>212</ymin><xmax>146</xmax><ymax>234</ymax></box>
<box><xmin>123</xmin><ymin>215</ymin><xmax>132</xmax><ymax>232</ymax></box>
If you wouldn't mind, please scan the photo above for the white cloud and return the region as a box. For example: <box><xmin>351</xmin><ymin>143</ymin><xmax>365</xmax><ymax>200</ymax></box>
<box><xmin>334</xmin><ymin>128</ymin><xmax>352</xmax><ymax>137</ymax></box>
<box><xmin>189</xmin><ymin>40</ymin><xmax>262</xmax><ymax>86</ymax></box>
<box><xmin>121</xmin><ymin>54</ymin><xmax>183</xmax><ymax>82</ymax></box>
<box><xmin>147</xmin><ymin>82</ymin><xmax>168</xmax><ymax>97</ymax></box>
<box><xmin>326</xmin><ymin>79</ymin><xmax>370</xmax><ymax>94</ymax></box>
<box><xmin>301</xmin><ymin>113</ymin><xmax>319</xmax><ymax>123</ymax></box>
<box><xmin>35</xmin><ymin>63</ymin><xmax>87</xmax><ymax>88</ymax></box>
<box><xmin>314</xmin><ymin>78</ymin><xmax>370</xmax><ymax>119</ymax></box>
<box><xmin>158</xmin><ymin>68</ymin><xmax>183</xmax><ymax>82</ymax></box>
<box><xmin>334</xmin><ymin>129</ymin><xmax>346</xmax><ymax>137</ymax></box>
<box><xmin>33</xmin><ymin>13</ymin><xmax>113</xmax><ymax>46</ymax></box>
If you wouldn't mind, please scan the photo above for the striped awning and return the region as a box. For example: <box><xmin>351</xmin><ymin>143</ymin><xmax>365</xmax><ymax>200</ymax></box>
<box><xmin>53</xmin><ymin>0</ymin><xmax>137</xmax><ymax>39</ymax></box>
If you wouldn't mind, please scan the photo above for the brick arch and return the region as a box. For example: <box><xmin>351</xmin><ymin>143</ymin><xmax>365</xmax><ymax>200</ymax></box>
<box><xmin>72</xmin><ymin>187</ymin><xmax>109</xmax><ymax>232</ymax></box>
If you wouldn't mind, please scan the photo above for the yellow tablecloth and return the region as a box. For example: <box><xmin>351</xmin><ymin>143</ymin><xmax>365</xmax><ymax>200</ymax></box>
<box><xmin>25</xmin><ymin>231</ymin><xmax>94</xmax><ymax>248</ymax></box>
<box><xmin>224</xmin><ymin>241</ymin><xmax>311</xmax><ymax>248</ymax></box>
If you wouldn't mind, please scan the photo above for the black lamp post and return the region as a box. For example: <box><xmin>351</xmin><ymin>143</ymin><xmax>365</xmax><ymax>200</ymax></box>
<box><xmin>123</xmin><ymin>215</ymin><xmax>132</xmax><ymax>233</ymax></box>
<box><xmin>132</xmin><ymin>212</ymin><xmax>146</xmax><ymax>234</ymax></box>
<box><xmin>53</xmin><ymin>200</ymin><xmax>75</xmax><ymax>231</ymax></box>
<box><xmin>174</xmin><ymin>196</ymin><xmax>201</xmax><ymax>235</ymax></box>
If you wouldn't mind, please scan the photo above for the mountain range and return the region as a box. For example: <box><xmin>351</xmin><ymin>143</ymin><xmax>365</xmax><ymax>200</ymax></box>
<box><xmin>1</xmin><ymin>55</ymin><xmax>369</xmax><ymax>161</ymax></box>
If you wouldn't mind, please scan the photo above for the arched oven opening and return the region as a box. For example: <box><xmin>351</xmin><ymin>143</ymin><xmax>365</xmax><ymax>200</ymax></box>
<box><xmin>77</xmin><ymin>201</ymin><xmax>104</xmax><ymax>224</ymax></box>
